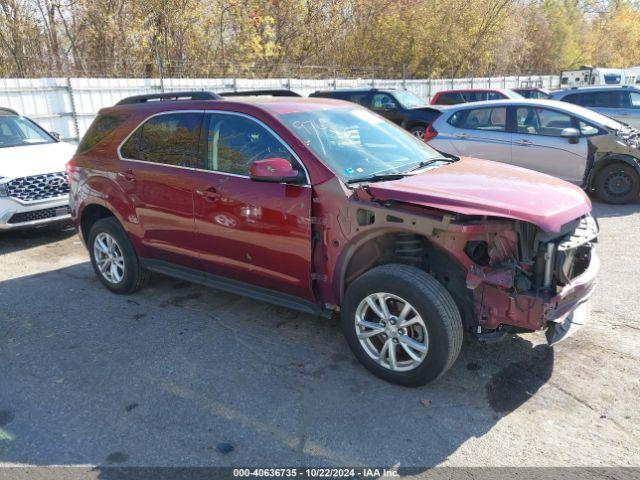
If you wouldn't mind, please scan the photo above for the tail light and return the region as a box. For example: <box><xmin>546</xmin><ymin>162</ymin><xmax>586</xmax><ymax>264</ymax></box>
<box><xmin>423</xmin><ymin>124</ymin><xmax>438</xmax><ymax>142</ymax></box>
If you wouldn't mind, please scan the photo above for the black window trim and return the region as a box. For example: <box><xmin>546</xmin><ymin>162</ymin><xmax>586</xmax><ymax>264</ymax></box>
<box><xmin>117</xmin><ymin>110</ymin><xmax>310</xmax><ymax>186</ymax></box>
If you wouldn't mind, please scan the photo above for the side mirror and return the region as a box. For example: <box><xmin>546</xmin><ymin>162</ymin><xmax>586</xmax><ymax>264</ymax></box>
<box><xmin>560</xmin><ymin>127</ymin><xmax>580</xmax><ymax>138</ymax></box>
<box><xmin>50</xmin><ymin>131</ymin><xmax>61</xmax><ymax>141</ymax></box>
<box><xmin>560</xmin><ymin>127</ymin><xmax>580</xmax><ymax>144</ymax></box>
<box><xmin>250</xmin><ymin>158</ymin><xmax>304</xmax><ymax>184</ymax></box>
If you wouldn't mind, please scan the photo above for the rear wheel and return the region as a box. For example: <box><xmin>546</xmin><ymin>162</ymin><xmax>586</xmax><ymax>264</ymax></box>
<box><xmin>341</xmin><ymin>264</ymin><xmax>463</xmax><ymax>386</ymax></box>
<box><xmin>88</xmin><ymin>217</ymin><xmax>149</xmax><ymax>294</ymax></box>
<box><xmin>409</xmin><ymin>125</ymin><xmax>427</xmax><ymax>140</ymax></box>
<box><xmin>594</xmin><ymin>162</ymin><xmax>640</xmax><ymax>204</ymax></box>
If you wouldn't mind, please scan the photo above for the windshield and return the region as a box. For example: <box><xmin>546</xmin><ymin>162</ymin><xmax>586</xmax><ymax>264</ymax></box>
<box><xmin>278</xmin><ymin>107</ymin><xmax>447</xmax><ymax>182</ymax></box>
<box><xmin>0</xmin><ymin>115</ymin><xmax>54</xmax><ymax>148</ymax></box>
<box><xmin>394</xmin><ymin>90</ymin><xmax>428</xmax><ymax>109</ymax></box>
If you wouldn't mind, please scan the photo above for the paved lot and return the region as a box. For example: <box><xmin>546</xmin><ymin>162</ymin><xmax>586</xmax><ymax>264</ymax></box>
<box><xmin>0</xmin><ymin>200</ymin><xmax>639</xmax><ymax>470</ymax></box>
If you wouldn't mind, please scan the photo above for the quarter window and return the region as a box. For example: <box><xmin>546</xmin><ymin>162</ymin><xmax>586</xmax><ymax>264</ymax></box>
<box><xmin>516</xmin><ymin>107</ymin><xmax>573</xmax><ymax>136</ymax></box>
<box><xmin>120</xmin><ymin>113</ymin><xmax>203</xmax><ymax>167</ymax></box>
<box><xmin>204</xmin><ymin>114</ymin><xmax>296</xmax><ymax>176</ymax></box>
<box><xmin>78</xmin><ymin>114</ymin><xmax>128</xmax><ymax>153</ymax></box>
<box><xmin>630</xmin><ymin>92</ymin><xmax>640</xmax><ymax>108</ymax></box>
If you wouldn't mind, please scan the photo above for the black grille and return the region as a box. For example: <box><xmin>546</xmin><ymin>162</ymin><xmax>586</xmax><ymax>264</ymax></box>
<box><xmin>7</xmin><ymin>172</ymin><xmax>70</xmax><ymax>202</ymax></box>
<box><xmin>8</xmin><ymin>206</ymin><xmax>70</xmax><ymax>224</ymax></box>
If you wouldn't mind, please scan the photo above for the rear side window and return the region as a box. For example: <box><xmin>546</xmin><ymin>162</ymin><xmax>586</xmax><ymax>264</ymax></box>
<box><xmin>486</xmin><ymin>91</ymin><xmax>505</xmax><ymax>100</ymax></box>
<box><xmin>568</xmin><ymin>91</ymin><xmax>628</xmax><ymax>108</ymax></box>
<box><xmin>449</xmin><ymin>107</ymin><xmax>507</xmax><ymax>132</ymax></box>
<box><xmin>433</xmin><ymin>92</ymin><xmax>464</xmax><ymax>105</ymax></box>
<box><xmin>120</xmin><ymin>113</ymin><xmax>203</xmax><ymax>167</ymax></box>
<box><xmin>347</xmin><ymin>93</ymin><xmax>370</xmax><ymax>107</ymax></box>
<box><xmin>592</xmin><ymin>91</ymin><xmax>627</xmax><ymax>108</ymax></box>
<box><xmin>78</xmin><ymin>114</ymin><xmax>127</xmax><ymax>153</ymax></box>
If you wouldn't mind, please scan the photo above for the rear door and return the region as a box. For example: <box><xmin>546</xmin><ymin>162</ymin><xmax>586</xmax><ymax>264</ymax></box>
<box><xmin>118</xmin><ymin>111</ymin><xmax>204</xmax><ymax>268</ymax></box>
<box><xmin>191</xmin><ymin>111</ymin><xmax>314</xmax><ymax>300</ymax></box>
<box><xmin>509</xmin><ymin>106</ymin><xmax>587</xmax><ymax>183</ymax></box>
<box><xmin>441</xmin><ymin>106</ymin><xmax>512</xmax><ymax>163</ymax></box>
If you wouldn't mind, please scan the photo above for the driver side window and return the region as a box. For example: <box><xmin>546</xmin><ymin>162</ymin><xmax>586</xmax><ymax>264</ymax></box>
<box><xmin>371</xmin><ymin>93</ymin><xmax>398</xmax><ymax>112</ymax></box>
<box><xmin>205</xmin><ymin>113</ymin><xmax>295</xmax><ymax>176</ymax></box>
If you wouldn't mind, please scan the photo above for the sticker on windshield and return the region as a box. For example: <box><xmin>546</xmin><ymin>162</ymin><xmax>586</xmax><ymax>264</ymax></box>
<box><xmin>344</xmin><ymin>167</ymin><xmax>355</xmax><ymax>175</ymax></box>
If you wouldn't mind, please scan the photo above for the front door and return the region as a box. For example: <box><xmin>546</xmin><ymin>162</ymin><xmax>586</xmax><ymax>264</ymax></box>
<box><xmin>118</xmin><ymin>111</ymin><xmax>204</xmax><ymax>268</ymax></box>
<box><xmin>370</xmin><ymin>92</ymin><xmax>404</xmax><ymax>125</ymax></box>
<box><xmin>192</xmin><ymin>112</ymin><xmax>314</xmax><ymax>300</ymax></box>
<box><xmin>510</xmin><ymin>106</ymin><xmax>587</xmax><ymax>184</ymax></box>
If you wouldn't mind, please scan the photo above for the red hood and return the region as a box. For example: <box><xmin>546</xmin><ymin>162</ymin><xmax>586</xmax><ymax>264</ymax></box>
<box><xmin>367</xmin><ymin>158</ymin><xmax>591</xmax><ymax>232</ymax></box>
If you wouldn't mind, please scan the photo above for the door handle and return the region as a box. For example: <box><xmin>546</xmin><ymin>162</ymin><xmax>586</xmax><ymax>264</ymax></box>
<box><xmin>515</xmin><ymin>139</ymin><xmax>533</xmax><ymax>146</ymax></box>
<box><xmin>117</xmin><ymin>170</ymin><xmax>136</xmax><ymax>182</ymax></box>
<box><xmin>454</xmin><ymin>133</ymin><xmax>469</xmax><ymax>139</ymax></box>
<box><xmin>196</xmin><ymin>187</ymin><xmax>220</xmax><ymax>201</ymax></box>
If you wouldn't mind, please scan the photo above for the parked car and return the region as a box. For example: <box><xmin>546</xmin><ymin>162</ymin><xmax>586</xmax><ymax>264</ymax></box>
<box><xmin>68</xmin><ymin>91</ymin><xmax>599</xmax><ymax>386</ymax></box>
<box><xmin>426</xmin><ymin>99</ymin><xmax>640</xmax><ymax>204</ymax></box>
<box><xmin>0</xmin><ymin>107</ymin><xmax>75</xmax><ymax>230</ymax></box>
<box><xmin>550</xmin><ymin>86</ymin><xmax>640</xmax><ymax>129</ymax></box>
<box><xmin>513</xmin><ymin>87</ymin><xmax>551</xmax><ymax>99</ymax></box>
<box><xmin>430</xmin><ymin>88</ymin><xmax>523</xmax><ymax>105</ymax></box>
<box><xmin>309</xmin><ymin>88</ymin><xmax>440</xmax><ymax>139</ymax></box>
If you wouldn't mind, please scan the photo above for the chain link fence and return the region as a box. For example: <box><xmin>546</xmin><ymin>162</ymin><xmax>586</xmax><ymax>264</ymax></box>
<box><xmin>0</xmin><ymin>62</ymin><xmax>561</xmax><ymax>142</ymax></box>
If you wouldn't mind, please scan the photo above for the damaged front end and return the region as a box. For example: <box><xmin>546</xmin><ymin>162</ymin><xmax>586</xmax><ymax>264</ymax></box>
<box><xmin>467</xmin><ymin>215</ymin><xmax>599</xmax><ymax>345</ymax></box>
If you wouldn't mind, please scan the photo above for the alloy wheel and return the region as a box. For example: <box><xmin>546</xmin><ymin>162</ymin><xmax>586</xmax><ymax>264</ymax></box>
<box><xmin>354</xmin><ymin>292</ymin><xmax>429</xmax><ymax>372</ymax></box>
<box><xmin>93</xmin><ymin>232</ymin><xmax>125</xmax><ymax>284</ymax></box>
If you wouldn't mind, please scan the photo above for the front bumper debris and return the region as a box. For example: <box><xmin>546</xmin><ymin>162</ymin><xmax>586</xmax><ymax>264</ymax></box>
<box><xmin>546</xmin><ymin>299</ymin><xmax>590</xmax><ymax>345</ymax></box>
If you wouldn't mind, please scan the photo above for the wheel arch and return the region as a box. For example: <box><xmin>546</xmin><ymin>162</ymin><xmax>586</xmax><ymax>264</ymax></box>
<box><xmin>333</xmin><ymin>227</ymin><xmax>475</xmax><ymax>328</ymax></box>
<box><xmin>587</xmin><ymin>153</ymin><xmax>640</xmax><ymax>189</ymax></box>
<box><xmin>79</xmin><ymin>203</ymin><xmax>119</xmax><ymax>246</ymax></box>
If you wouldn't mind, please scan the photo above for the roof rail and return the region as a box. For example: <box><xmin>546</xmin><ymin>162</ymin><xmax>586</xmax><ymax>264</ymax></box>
<box><xmin>0</xmin><ymin>107</ymin><xmax>19</xmax><ymax>115</ymax></box>
<box><xmin>116</xmin><ymin>91</ymin><xmax>223</xmax><ymax>105</ymax></box>
<box><xmin>219</xmin><ymin>89</ymin><xmax>301</xmax><ymax>97</ymax></box>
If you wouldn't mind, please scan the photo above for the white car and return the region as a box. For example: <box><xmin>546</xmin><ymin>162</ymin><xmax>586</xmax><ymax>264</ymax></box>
<box><xmin>0</xmin><ymin>108</ymin><xmax>76</xmax><ymax>229</ymax></box>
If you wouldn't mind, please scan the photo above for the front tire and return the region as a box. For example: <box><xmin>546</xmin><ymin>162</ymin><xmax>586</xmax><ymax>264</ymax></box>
<box><xmin>594</xmin><ymin>162</ymin><xmax>640</xmax><ymax>204</ymax></box>
<box><xmin>88</xmin><ymin>217</ymin><xmax>149</xmax><ymax>294</ymax></box>
<box><xmin>341</xmin><ymin>264</ymin><xmax>463</xmax><ymax>386</ymax></box>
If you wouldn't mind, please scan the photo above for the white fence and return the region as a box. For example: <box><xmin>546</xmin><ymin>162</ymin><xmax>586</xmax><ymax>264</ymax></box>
<box><xmin>0</xmin><ymin>75</ymin><xmax>561</xmax><ymax>142</ymax></box>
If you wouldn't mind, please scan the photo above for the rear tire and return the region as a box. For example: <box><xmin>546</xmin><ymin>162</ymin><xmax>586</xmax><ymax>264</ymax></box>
<box><xmin>594</xmin><ymin>162</ymin><xmax>640</xmax><ymax>204</ymax></box>
<box><xmin>341</xmin><ymin>264</ymin><xmax>463</xmax><ymax>386</ymax></box>
<box><xmin>88</xmin><ymin>217</ymin><xmax>149</xmax><ymax>294</ymax></box>
<box><xmin>409</xmin><ymin>125</ymin><xmax>427</xmax><ymax>140</ymax></box>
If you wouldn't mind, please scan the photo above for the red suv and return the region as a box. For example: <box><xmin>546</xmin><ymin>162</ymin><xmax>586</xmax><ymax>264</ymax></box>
<box><xmin>430</xmin><ymin>88</ymin><xmax>523</xmax><ymax>105</ymax></box>
<box><xmin>68</xmin><ymin>91</ymin><xmax>599</xmax><ymax>386</ymax></box>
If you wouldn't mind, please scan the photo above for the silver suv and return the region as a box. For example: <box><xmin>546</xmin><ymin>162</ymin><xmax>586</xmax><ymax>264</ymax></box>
<box><xmin>427</xmin><ymin>99</ymin><xmax>640</xmax><ymax>204</ymax></box>
<box><xmin>550</xmin><ymin>86</ymin><xmax>640</xmax><ymax>129</ymax></box>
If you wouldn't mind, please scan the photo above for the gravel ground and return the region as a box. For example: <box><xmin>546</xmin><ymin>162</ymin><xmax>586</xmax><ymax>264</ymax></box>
<box><xmin>0</xmin><ymin>200</ymin><xmax>638</xmax><ymax>471</ymax></box>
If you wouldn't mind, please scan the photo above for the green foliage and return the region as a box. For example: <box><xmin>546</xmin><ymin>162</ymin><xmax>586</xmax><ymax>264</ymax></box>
<box><xmin>0</xmin><ymin>0</ymin><xmax>639</xmax><ymax>77</ymax></box>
